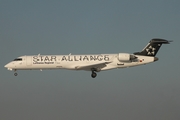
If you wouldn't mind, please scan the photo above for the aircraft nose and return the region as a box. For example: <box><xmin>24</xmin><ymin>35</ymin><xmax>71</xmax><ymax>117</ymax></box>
<box><xmin>4</xmin><ymin>64</ymin><xmax>9</xmax><ymax>68</ymax></box>
<box><xmin>4</xmin><ymin>63</ymin><xmax>14</xmax><ymax>71</ymax></box>
<box><xmin>4</xmin><ymin>63</ymin><xmax>12</xmax><ymax>68</ymax></box>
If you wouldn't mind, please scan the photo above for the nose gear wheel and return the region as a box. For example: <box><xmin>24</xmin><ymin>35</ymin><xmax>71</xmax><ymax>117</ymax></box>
<box><xmin>14</xmin><ymin>73</ymin><xmax>18</xmax><ymax>76</ymax></box>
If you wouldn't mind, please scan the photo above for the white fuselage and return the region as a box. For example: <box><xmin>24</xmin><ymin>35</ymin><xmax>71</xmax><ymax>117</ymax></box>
<box><xmin>4</xmin><ymin>54</ymin><xmax>156</xmax><ymax>71</ymax></box>
<box><xmin>4</xmin><ymin>38</ymin><xmax>171</xmax><ymax>78</ymax></box>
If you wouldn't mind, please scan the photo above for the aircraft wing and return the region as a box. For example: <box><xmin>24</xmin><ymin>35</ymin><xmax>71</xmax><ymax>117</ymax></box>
<box><xmin>75</xmin><ymin>62</ymin><xmax>112</xmax><ymax>71</ymax></box>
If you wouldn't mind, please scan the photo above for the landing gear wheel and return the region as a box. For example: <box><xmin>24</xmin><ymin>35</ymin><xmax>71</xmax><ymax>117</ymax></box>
<box><xmin>91</xmin><ymin>72</ymin><xmax>97</xmax><ymax>78</ymax></box>
<box><xmin>14</xmin><ymin>73</ymin><xmax>18</xmax><ymax>76</ymax></box>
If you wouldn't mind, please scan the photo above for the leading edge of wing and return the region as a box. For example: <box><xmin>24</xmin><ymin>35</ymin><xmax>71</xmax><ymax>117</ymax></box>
<box><xmin>74</xmin><ymin>62</ymin><xmax>112</xmax><ymax>71</ymax></box>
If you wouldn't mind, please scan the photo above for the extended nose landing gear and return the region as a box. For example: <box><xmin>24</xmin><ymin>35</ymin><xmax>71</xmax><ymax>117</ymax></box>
<box><xmin>14</xmin><ymin>69</ymin><xmax>18</xmax><ymax>76</ymax></box>
<box><xmin>14</xmin><ymin>73</ymin><xmax>18</xmax><ymax>76</ymax></box>
<box><xmin>91</xmin><ymin>71</ymin><xmax>97</xmax><ymax>78</ymax></box>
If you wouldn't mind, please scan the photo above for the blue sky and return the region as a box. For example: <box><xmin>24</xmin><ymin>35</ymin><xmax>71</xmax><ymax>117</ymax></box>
<box><xmin>0</xmin><ymin>0</ymin><xmax>180</xmax><ymax>120</ymax></box>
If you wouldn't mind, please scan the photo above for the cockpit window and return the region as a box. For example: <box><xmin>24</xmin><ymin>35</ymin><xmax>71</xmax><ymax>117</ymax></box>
<box><xmin>13</xmin><ymin>58</ymin><xmax>22</xmax><ymax>61</ymax></box>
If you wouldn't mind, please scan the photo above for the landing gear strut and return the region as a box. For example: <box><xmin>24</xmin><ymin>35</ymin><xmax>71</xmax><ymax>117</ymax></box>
<box><xmin>91</xmin><ymin>71</ymin><xmax>97</xmax><ymax>78</ymax></box>
<box><xmin>14</xmin><ymin>69</ymin><xmax>18</xmax><ymax>76</ymax></box>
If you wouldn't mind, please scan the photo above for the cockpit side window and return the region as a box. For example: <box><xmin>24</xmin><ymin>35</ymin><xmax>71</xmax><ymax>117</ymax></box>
<box><xmin>13</xmin><ymin>58</ymin><xmax>22</xmax><ymax>61</ymax></box>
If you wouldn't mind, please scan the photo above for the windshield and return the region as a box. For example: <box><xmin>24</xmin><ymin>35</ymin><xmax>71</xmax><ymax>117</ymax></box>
<box><xmin>13</xmin><ymin>58</ymin><xmax>22</xmax><ymax>61</ymax></box>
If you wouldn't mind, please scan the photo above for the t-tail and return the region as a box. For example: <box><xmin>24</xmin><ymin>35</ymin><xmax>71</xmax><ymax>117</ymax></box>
<box><xmin>134</xmin><ymin>38</ymin><xmax>172</xmax><ymax>57</ymax></box>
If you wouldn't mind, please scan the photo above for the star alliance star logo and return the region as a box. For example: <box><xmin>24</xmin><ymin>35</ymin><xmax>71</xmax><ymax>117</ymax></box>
<box><xmin>146</xmin><ymin>46</ymin><xmax>156</xmax><ymax>55</ymax></box>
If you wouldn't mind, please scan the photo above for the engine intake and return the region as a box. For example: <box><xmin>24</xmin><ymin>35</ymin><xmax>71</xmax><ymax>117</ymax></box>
<box><xmin>118</xmin><ymin>53</ymin><xmax>137</xmax><ymax>62</ymax></box>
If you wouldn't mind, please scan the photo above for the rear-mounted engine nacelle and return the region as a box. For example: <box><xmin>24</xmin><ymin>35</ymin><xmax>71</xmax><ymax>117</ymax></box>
<box><xmin>118</xmin><ymin>53</ymin><xmax>137</xmax><ymax>62</ymax></box>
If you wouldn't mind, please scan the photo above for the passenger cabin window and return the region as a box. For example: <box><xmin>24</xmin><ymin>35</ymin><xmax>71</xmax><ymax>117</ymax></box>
<box><xmin>13</xmin><ymin>58</ymin><xmax>22</xmax><ymax>61</ymax></box>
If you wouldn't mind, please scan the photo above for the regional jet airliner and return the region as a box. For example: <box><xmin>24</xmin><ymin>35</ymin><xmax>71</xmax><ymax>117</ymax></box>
<box><xmin>4</xmin><ymin>38</ymin><xmax>172</xmax><ymax>78</ymax></box>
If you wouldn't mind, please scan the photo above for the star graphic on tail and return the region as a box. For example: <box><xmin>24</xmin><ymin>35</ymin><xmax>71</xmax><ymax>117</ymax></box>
<box><xmin>146</xmin><ymin>46</ymin><xmax>156</xmax><ymax>55</ymax></box>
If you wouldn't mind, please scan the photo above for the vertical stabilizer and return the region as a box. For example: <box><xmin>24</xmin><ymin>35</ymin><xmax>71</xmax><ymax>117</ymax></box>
<box><xmin>134</xmin><ymin>38</ymin><xmax>172</xmax><ymax>56</ymax></box>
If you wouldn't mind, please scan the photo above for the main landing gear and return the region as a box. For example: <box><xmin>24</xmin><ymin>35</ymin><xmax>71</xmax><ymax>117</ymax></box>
<box><xmin>91</xmin><ymin>71</ymin><xmax>97</xmax><ymax>78</ymax></box>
